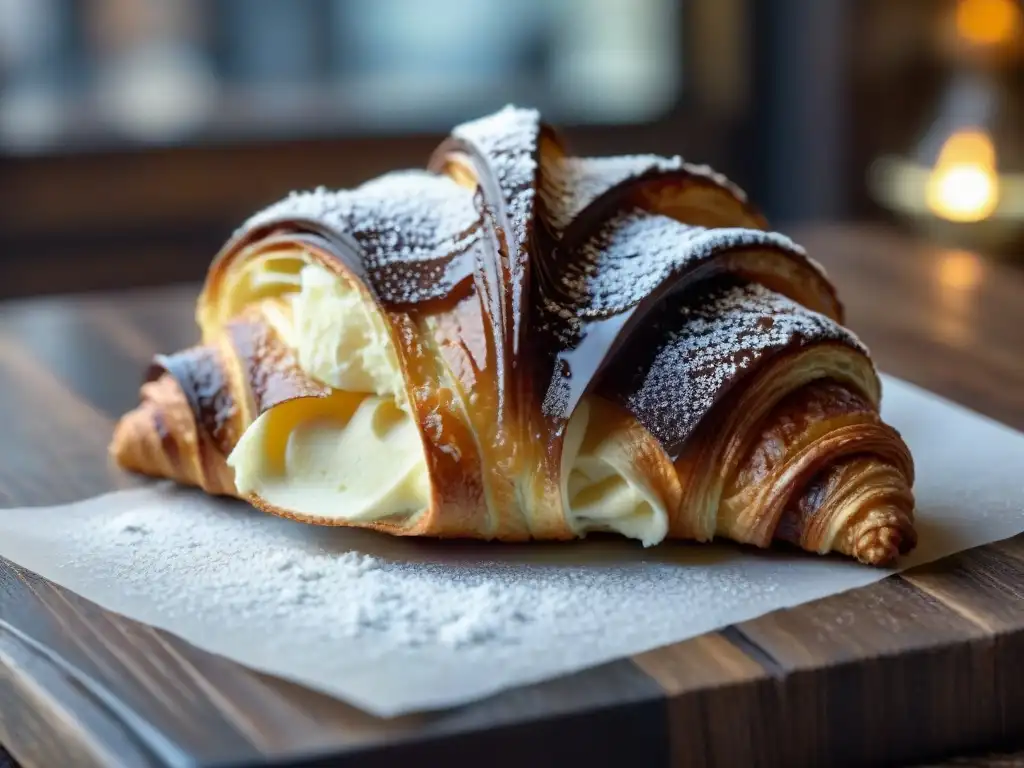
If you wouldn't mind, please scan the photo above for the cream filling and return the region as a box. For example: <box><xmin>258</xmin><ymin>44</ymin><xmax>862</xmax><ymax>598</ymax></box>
<box><xmin>228</xmin><ymin>391</ymin><xmax>430</xmax><ymax>522</ymax></box>
<box><xmin>560</xmin><ymin>399</ymin><xmax>670</xmax><ymax>547</ymax></box>
<box><xmin>290</xmin><ymin>263</ymin><xmax>406</xmax><ymax>401</ymax></box>
<box><xmin>227</xmin><ymin>261</ymin><xmax>428</xmax><ymax>523</ymax></box>
<box><xmin>227</xmin><ymin>260</ymin><xmax>668</xmax><ymax>542</ymax></box>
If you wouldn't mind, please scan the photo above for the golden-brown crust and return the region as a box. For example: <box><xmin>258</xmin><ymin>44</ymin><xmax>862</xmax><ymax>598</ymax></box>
<box><xmin>110</xmin><ymin>373</ymin><xmax>237</xmax><ymax>497</ymax></box>
<box><xmin>112</xmin><ymin>311</ymin><xmax>329</xmax><ymax>500</ymax></box>
<box><xmin>715</xmin><ymin>380</ymin><xmax>916</xmax><ymax>565</ymax></box>
<box><xmin>781</xmin><ymin>457</ymin><xmax>917</xmax><ymax>566</ymax></box>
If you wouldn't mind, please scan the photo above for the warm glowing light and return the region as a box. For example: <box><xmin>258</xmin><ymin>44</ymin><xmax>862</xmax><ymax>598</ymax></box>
<box><xmin>925</xmin><ymin>130</ymin><xmax>1001</xmax><ymax>223</ymax></box>
<box><xmin>933</xmin><ymin>250</ymin><xmax>982</xmax><ymax>348</ymax></box>
<box><xmin>956</xmin><ymin>0</ymin><xmax>1022</xmax><ymax>46</ymax></box>
<box><xmin>937</xmin><ymin>249</ymin><xmax>984</xmax><ymax>290</ymax></box>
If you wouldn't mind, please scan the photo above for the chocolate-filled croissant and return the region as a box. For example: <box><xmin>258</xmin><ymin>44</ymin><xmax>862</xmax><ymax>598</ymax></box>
<box><xmin>111</xmin><ymin>106</ymin><xmax>915</xmax><ymax>565</ymax></box>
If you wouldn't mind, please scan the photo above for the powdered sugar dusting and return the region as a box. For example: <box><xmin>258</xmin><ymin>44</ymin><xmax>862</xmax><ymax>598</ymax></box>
<box><xmin>452</xmin><ymin>105</ymin><xmax>540</xmax><ymax>258</ymax></box>
<box><xmin>615</xmin><ymin>282</ymin><xmax>866</xmax><ymax>452</ymax></box>
<box><xmin>540</xmin><ymin>154</ymin><xmax>682</xmax><ymax>233</ymax></box>
<box><xmin>538</xmin><ymin>154</ymin><xmax>755</xmax><ymax>233</ymax></box>
<box><xmin>674</xmin><ymin>161</ymin><xmax>751</xmax><ymax>205</ymax></box>
<box><xmin>532</xmin><ymin>220</ymin><xmax>822</xmax><ymax>421</ymax></box>
<box><xmin>562</xmin><ymin>216</ymin><xmax>809</xmax><ymax>317</ymax></box>
<box><xmin>73</xmin><ymin>490</ymin><xmax>576</xmax><ymax>650</ymax></box>
<box><xmin>218</xmin><ymin>105</ymin><xmax>841</xmax><ymax>482</ymax></box>
<box><xmin>236</xmin><ymin>172</ymin><xmax>482</xmax><ymax>305</ymax></box>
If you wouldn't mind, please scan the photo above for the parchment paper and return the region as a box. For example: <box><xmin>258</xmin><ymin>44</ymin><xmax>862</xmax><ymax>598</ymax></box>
<box><xmin>0</xmin><ymin>375</ymin><xmax>1021</xmax><ymax>717</ymax></box>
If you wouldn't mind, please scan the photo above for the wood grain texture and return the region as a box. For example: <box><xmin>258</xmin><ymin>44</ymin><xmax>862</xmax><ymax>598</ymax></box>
<box><xmin>633</xmin><ymin>634</ymin><xmax>778</xmax><ymax>766</ymax></box>
<box><xmin>733</xmin><ymin>578</ymin><xmax>999</xmax><ymax>766</ymax></box>
<box><xmin>0</xmin><ymin>224</ymin><xmax>1020</xmax><ymax>767</ymax></box>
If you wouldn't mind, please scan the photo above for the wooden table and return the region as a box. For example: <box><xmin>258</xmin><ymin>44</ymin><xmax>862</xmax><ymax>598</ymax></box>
<box><xmin>0</xmin><ymin>224</ymin><xmax>1022</xmax><ymax>768</ymax></box>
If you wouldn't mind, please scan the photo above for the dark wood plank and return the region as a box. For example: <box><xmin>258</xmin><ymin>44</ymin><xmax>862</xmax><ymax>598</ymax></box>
<box><xmin>633</xmin><ymin>634</ymin><xmax>779</xmax><ymax>767</ymax></box>
<box><xmin>989</xmin><ymin>535</ymin><xmax>1024</xmax><ymax>565</ymax></box>
<box><xmin>0</xmin><ymin>287</ymin><xmax>197</xmax><ymax>421</ymax></box>
<box><xmin>733</xmin><ymin>578</ymin><xmax>999</xmax><ymax>766</ymax></box>
<box><xmin>0</xmin><ymin>619</ymin><xmax>158</xmax><ymax>768</ymax></box>
<box><xmin>902</xmin><ymin>546</ymin><xmax>1024</xmax><ymax>636</ymax></box>
<box><xmin>901</xmin><ymin>546</ymin><xmax>1024</xmax><ymax>743</ymax></box>
<box><xmin>0</xmin><ymin>565</ymin><xmax>266</xmax><ymax>766</ymax></box>
<box><xmin>332</xmin><ymin>662</ymin><xmax>669</xmax><ymax>768</ymax></box>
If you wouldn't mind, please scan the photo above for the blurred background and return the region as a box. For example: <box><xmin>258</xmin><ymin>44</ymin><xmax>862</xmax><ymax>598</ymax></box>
<box><xmin>0</xmin><ymin>0</ymin><xmax>1021</xmax><ymax>299</ymax></box>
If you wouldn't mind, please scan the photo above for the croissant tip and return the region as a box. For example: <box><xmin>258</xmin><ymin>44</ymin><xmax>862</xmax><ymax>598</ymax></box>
<box><xmin>108</xmin><ymin>412</ymin><xmax>136</xmax><ymax>465</ymax></box>
<box><xmin>852</xmin><ymin>513</ymin><xmax>916</xmax><ymax>567</ymax></box>
<box><xmin>853</xmin><ymin>527</ymin><xmax>899</xmax><ymax>566</ymax></box>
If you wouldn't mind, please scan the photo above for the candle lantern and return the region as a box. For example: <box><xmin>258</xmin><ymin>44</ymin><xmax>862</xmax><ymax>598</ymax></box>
<box><xmin>869</xmin><ymin>0</ymin><xmax>1024</xmax><ymax>256</ymax></box>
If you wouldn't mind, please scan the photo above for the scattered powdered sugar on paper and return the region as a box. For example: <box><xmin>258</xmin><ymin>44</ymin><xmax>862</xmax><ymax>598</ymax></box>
<box><xmin>2</xmin><ymin>376</ymin><xmax>1024</xmax><ymax>717</ymax></box>
<box><xmin>80</xmin><ymin>493</ymin><xmax>577</xmax><ymax>650</ymax></box>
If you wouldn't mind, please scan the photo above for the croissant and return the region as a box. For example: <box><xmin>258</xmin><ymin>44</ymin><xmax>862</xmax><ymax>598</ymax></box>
<box><xmin>111</xmin><ymin>106</ymin><xmax>916</xmax><ymax>565</ymax></box>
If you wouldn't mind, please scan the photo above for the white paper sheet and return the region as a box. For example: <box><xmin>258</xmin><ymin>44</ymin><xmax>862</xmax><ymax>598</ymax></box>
<box><xmin>0</xmin><ymin>375</ymin><xmax>1022</xmax><ymax>717</ymax></box>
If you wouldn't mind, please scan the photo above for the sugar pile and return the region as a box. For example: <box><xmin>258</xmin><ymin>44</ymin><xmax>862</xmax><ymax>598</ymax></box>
<box><xmin>43</xmin><ymin>482</ymin><xmax>821</xmax><ymax>717</ymax></box>
<box><xmin>76</xmin><ymin>489</ymin><xmax>577</xmax><ymax>650</ymax></box>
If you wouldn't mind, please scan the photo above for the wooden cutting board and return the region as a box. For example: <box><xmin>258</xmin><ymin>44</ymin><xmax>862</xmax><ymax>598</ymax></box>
<box><xmin>0</xmin><ymin>225</ymin><xmax>1022</xmax><ymax>768</ymax></box>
